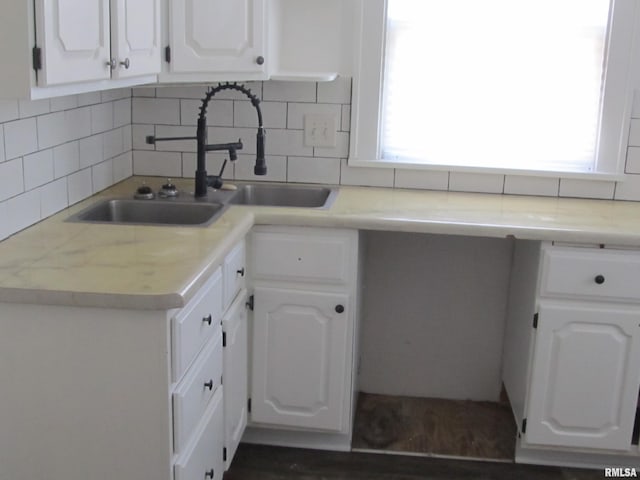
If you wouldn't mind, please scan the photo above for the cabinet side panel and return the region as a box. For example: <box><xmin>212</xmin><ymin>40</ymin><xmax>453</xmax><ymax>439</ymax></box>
<box><xmin>0</xmin><ymin>303</ymin><xmax>172</xmax><ymax>480</ymax></box>
<box><xmin>502</xmin><ymin>240</ymin><xmax>542</xmax><ymax>427</ymax></box>
<box><xmin>0</xmin><ymin>0</ymin><xmax>33</xmax><ymax>98</ymax></box>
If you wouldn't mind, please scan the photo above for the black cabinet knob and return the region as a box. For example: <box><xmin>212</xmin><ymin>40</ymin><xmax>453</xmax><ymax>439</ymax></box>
<box><xmin>204</xmin><ymin>380</ymin><xmax>214</xmax><ymax>391</ymax></box>
<box><xmin>595</xmin><ymin>275</ymin><xmax>605</xmax><ymax>285</ymax></box>
<box><xmin>203</xmin><ymin>314</ymin><xmax>212</xmax><ymax>325</ymax></box>
<box><xmin>205</xmin><ymin>468</ymin><xmax>215</xmax><ymax>479</ymax></box>
<box><xmin>335</xmin><ymin>305</ymin><xmax>344</xmax><ymax>314</ymax></box>
<box><xmin>256</xmin><ymin>55</ymin><xmax>265</xmax><ymax>65</ymax></box>
<box><xmin>237</xmin><ymin>267</ymin><xmax>245</xmax><ymax>277</ymax></box>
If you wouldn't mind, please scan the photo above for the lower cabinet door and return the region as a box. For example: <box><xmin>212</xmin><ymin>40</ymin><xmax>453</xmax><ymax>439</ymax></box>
<box><xmin>222</xmin><ymin>290</ymin><xmax>249</xmax><ymax>469</ymax></box>
<box><xmin>526</xmin><ymin>302</ymin><xmax>640</xmax><ymax>451</ymax></box>
<box><xmin>251</xmin><ymin>287</ymin><xmax>350</xmax><ymax>432</ymax></box>
<box><xmin>174</xmin><ymin>387</ymin><xmax>224</xmax><ymax>480</ymax></box>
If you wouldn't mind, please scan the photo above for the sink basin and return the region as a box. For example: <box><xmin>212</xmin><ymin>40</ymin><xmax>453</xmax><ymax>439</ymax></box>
<box><xmin>67</xmin><ymin>199</ymin><xmax>226</xmax><ymax>226</ymax></box>
<box><xmin>228</xmin><ymin>183</ymin><xmax>336</xmax><ymax>208</ymax></box>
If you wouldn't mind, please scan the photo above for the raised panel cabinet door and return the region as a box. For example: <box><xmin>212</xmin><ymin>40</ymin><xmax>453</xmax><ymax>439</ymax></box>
<box><xmin>35</xmin><ymin>0</ymin><xmax>111</xmax><ymax>85</ymax></box>
<box><xmin>110</xmin><ymin>0</ymin><xmax>161</xmax><ymax>78</ymax></box>
<box><xmin>251</xmin><ymin>287</ymin><xmax>350</xmax><ymax>432</ymax></box>
<box><xmin>221</xmin><ymin>290</ymin><xmax>248</xmax><ymax>469</ymax></box>
<box><xmin>168</xmin><ymin>0</ymin><xmax>266</xmax><ymax>74</ymax></box>
<box><xmin>526</xmin><ymin>302</ymin><xmax>640</xmax><ymax>451</ymax></box>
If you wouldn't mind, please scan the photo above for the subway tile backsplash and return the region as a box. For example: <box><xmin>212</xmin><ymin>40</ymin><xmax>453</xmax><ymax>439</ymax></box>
<box><xmin>0</xmin><ymin>88</ymin><xmax>132</xmax><ymax>240</ymax></box>
<box><xmin>2</xmin><ymin>78</ymin><xmax>640</xmax><ymax>241</ymax></box>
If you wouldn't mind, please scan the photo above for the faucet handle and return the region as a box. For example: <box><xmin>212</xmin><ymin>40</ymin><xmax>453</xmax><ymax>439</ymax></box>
<box><xmin>217</xmin><ymin>160</ymin><xmax>228</xmax><ymax>178</ymax></box>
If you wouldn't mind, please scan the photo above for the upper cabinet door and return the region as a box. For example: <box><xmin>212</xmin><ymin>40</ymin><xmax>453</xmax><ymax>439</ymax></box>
<box><xmin>35</xmin><ymin>0</ymin><xmax>111</xmax><ymax>86</ymax></box>
<box><xmin>110</xmin><ymin>0</ymin><xmax>161</xmax><ymax>79</ymax></box>
<box><xmin>168</xmin><ymin>0</ymin><xmax>266</xmax><ymax>75</ymax></box>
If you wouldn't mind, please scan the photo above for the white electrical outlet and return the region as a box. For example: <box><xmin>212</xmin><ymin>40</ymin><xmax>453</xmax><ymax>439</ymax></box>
<box><xmin>304</xmin><ymin>113</ymin><xmax>337</xmax><ymax>147</ymax></box>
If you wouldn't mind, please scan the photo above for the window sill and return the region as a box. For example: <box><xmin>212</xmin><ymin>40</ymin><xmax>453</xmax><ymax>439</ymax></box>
<box><xmin>347</xmin><ymin>157</ymin><xmax>627</xmax><ymax>182</ymax></box>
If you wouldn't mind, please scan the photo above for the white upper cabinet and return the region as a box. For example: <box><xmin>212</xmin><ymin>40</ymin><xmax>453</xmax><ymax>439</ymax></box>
<box><xmin>111</xmin><ymin>0</ymin><xmax>162</xmax><ymax>79</ymax></box>
<box><xmin>0</xmin><ymin>0</ymin><xmax>160</xmax><ymax>99</ymax></box>
<box><xmin>34</xmin><ymin>0</ymin><xmax>111</xmax><ymax>85</ymax></box>
<box><xmin>162</xmin><ymin>0</ymin><xmax>267</xmax><ymax>82</ymax></box>
<box><xmin>267</xmin><ymin>0</ymin><xmax>356</xmax><ymax>81</ymax></box>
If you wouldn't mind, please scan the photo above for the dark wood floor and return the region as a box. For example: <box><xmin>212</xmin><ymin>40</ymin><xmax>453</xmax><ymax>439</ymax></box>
<box><xmin>225</xmin><ymin>393</ymin><xmax>603</xmax><ymax>479</ymax></box>
<box><xmin>352</xmin><ymin>393</ymin><xmax>516</xmax><ymax>460</ymax></box>
<box><xmin>224</xmin><ymin>443</ymin><xmax>604</xmax><ymax>480</ymax></box>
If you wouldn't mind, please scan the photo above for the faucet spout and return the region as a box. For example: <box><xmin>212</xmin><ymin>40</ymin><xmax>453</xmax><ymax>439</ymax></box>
<box><xmin>149</xmin><ymin>82</ymin><xmax>266</xmax><ymax>198</ymax></box>
<box><xmin>193</xmin><ymin>82</ymin><xmax>267</xmax><ymax>197</ymax></box>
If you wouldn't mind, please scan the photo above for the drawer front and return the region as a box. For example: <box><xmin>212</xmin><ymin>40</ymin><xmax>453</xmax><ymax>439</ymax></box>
<box><xmin>173</xmin><ymin>333</ymin><xmax>223</xmax><ymax>454</ymax></box>
<box><xmin>223</xmin><ymin>240</ymin><xmax>246</xmax><ymax>309</ymax></box>
<box><xmin>174</xmin><ymin>387</ymin><xmax>224</xmax><ymax>480</ymax></box>
<box><xmin>251</xmin><ymin>229</ymin><xmax>353</xmax><ymax>285</ymax></box>
<box><xmin>173</xmin><ymin>268</ymin><xmax>223</xmax><ymax>382</ymax></box>
<box><xmin>540</xmin><ymin>246</ymin><xmax>640</xmax><ymax>302</ymax></box>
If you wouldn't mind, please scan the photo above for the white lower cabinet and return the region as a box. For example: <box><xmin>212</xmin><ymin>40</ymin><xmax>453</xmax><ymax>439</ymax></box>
<box><xmin>504</xmin><ymin>241</ymin><xmax>640</xmax><ymax>464</ymax></box>
<box><xmin>251</xmin><ymin>287</ymin><xmax>350</xmax><ymax>431</ymax></box>
<box><xmin>526</xmin><ymin>302</ymin><xmax>640</xmax><ymax>451</ymax></box>
<box><xmin>174</xmin><ymin>387</ymin><xmax>225</xmax><ymax>480</ymax></box>
<box><xmin>222</xmin><ymin>289</ymin><xmax>249</xmax><ymax>469</ymax></box>
<box><xmin>0</xmin><ymin>240</ymin><xmax>249</xmax><ymax>480</ymax></box>
<box><xmin>246</xmin><ymin>226</ymin><xmax>359</xmax><ymax>446</ymax></box>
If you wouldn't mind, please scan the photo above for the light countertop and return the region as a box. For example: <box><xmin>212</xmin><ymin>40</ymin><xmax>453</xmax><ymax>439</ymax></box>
<box><xmin>1</xmin><ymin>177</ymin><xmax>640</xmax><ymax>310</ymax></box>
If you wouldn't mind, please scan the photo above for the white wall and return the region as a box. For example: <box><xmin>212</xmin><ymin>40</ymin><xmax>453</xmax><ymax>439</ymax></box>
<box><xmin>0</xmin><ymin>88</ymin><xmax>132</xmax><ymax>240</ymax></box>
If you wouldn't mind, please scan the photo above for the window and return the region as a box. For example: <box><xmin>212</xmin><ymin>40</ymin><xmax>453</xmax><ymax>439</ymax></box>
<box><xmin>350</xmin><ymin>0</ymin><xmax>640</xmax><ymax>177</ymax></box>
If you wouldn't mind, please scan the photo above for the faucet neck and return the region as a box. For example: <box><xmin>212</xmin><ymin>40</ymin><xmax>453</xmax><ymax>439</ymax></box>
<box><xmin>195</xmin><ymin>117</ymin><xmax>209</xmax><ymax>197</ymax></box>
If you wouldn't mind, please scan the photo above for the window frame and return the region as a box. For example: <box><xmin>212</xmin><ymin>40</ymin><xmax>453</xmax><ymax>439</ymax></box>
<box><xmin>348</xmin><ymin>0</ymin><xmax>640</xmax><ymax>180</ymax></box>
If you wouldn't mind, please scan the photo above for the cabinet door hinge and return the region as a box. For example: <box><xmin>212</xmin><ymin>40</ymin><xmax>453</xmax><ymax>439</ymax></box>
<box><xmin>164</xmin><ymin>45</ymin><xmax>171</xmax><ymax>63</ymax></box>
<box><xmin>533</xmin><ymin>313</ymin><xmax>539</xmax><ymax>329</ymax></box>
<box><xmin>223</xmin><ymin>447</ymin><xmax>227</xmax><ymax>462</ymax></box>
<box><xmin>222</xmin><ymin>331</ymin><xmax>227</xmax><ymax>347</ymax></box>
<box><xmin>521</xmin><ymin>418</ymin><xmax>527</xmax><ymax>434</ymax></box>
<box><xmin>32</xmin><ymin>46</ymin><xmax>42</xmax><ymax>71</ymax></box>
<box><xmin>248</xmin><ymin>397</ymin><xmax>252</xmax><ymax>413</ymax></box>
<box><xmin>246</xmin><ymin>295</ymin><xmax>254</xmax><ymax>311</ymax></box>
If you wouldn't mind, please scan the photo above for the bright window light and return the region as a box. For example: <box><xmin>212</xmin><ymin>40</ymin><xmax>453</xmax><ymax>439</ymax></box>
<box><xmin>381</xmin><ymin>0</ymin><xmax>611</xmax><ymax>173</ymax></box>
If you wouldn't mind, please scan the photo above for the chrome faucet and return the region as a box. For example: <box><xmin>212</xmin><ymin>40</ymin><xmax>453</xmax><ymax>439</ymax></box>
<box><xmin>146</xmin><ymin>82</ymin><xmax>267</xmax><ymax>197</ymax></box>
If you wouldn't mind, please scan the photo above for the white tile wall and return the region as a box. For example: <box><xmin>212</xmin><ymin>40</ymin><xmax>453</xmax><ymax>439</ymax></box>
<box><xmin>4</xmin><ymin>77</ymin><xmax>640</xmax><ymax>243</ymax></box>
<box><xmin>0</xmin><ymin>90</ymin><xmax>133</xmax><ymax>240</ymax></box>
<box><xmin>503</xmin><ymin>175</ymin><xmax>560</xmax><ymax>197</ymax></box>
<box><xmin>130</xmin><ymin>78</ymin><xmax>640</xmax><ymax>202</ymax></box>
<box><xmin>395</xmin><ymin>169</ymin><xmax>449</xmax><ymax>191</ymax></box>
<box><xmin>5</xmin><ymin>118</ymin><xmax>38</xmax><ymax>159</ymax></box>
<box><xmin>24</xmin><ymin>149</ymin><xmax>54</xmax><ymax>190</ymax></box>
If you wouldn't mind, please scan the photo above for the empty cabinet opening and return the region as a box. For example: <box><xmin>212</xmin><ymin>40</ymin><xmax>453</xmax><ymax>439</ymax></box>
<box><xmin>355</xmin><ymin>231</ymin><xmax>516</xmax><ymax>460</ymax></box>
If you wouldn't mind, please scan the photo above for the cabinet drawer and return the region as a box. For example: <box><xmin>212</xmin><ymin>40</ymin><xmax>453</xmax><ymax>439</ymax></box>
<box><xmin>174</xmin><ymin>387</ymin><xmax>224</xmax><ymax>480</ymax></box>
<box><xmin>540</xmin><ymin>246</ymin><xmax>640</xmax><ymax>302</ymax></box>
<box><xmin>173</xmin><ymin>333</ymin><xmax>223</xmax><ymax>454</ymax></box>
<box><xmin>223</xmin><ymin>240</ymin><xmax>246</xmax><ymax>309</ymax></box>
<box><xmin>251</xmin><ymin>228</ymin><xmax>354</xmax><ymax>285</ymax></box>
<box><xmin>173</xmin><ymin>268</ymin><xmax>223</xmax><ymax>382</ymax></box>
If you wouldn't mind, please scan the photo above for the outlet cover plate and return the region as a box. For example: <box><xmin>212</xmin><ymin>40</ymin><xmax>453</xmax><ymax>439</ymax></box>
<box><xmin>304</xmin><ymin>113</ymin><xmax>337</xmax><ymax>147</ymax></box>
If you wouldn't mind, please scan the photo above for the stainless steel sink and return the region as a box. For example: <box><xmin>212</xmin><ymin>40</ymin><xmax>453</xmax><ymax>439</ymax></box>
<box><xmin>228</xmin><ymin>183</ymin><xmax>337</xmax><ymax>208</ymax></box>
<box><xmin>67</xmin><ymin>199</ymin><xmax>226</xmax><ymax>226</ymax></box>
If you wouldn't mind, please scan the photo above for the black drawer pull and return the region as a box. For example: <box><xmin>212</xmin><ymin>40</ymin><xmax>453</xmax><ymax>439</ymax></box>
<box><xmin>203</xmin><ymin>314</ymin><xmax>212</xmax><ymax>325</ymax></box>
<box><xmin>594</xmin><ymin>275</ymin><xmax>605</xmax><ymax>285</ymax></box>
<box><xmin>335</xmin><ymin>305</ymin><xmax>344</xmax><ymax>314</ymax></box>
<box><xmin>237</xmin><ymin>267</ymin><xmax>245</xmax><ymax>277</ymax></box>
<box><xmin>204</xmin><ymin>380</ymin><xmax>214</xmax><ymax>391</ymax></box>
<box><xmin>205</xmin><ymin>468</ymin><xmax>215</xmax><ymax>479</ymax></box>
